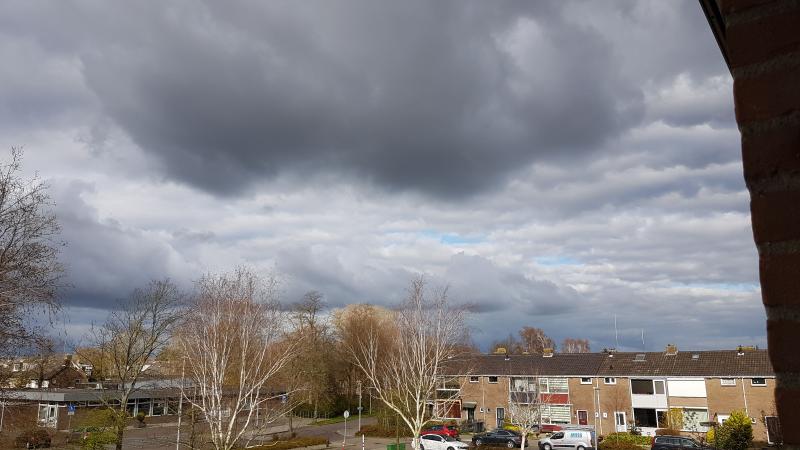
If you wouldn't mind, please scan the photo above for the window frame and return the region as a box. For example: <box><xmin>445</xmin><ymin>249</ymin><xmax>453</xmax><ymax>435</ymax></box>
<box><xmin>720</xmin><ymin>378</ymin><xmax>736</xmax><ymax>386</ymax></box>
<box><xmin>751</xmin><ymin>378</ymin><xmax>767</xmax><ymax>386</ymax></box>
<box><xmin>580</xmin><ymin>377</ymin><xmax>592</xmax><ymax>384</ymax></box>
<box><xmin>604</xmin><ymin>377</ymin><xmax>617</xmax><ymax>385</ymax></box>
<box><xmin>488</xmin><ymin>376</ymin><xmax>499</xmax><ymax>384</ymax></box>
<box><xmin>469</xmin><ymin>376</ymin><xmax>479</xmax><ymax>383</ymax></box>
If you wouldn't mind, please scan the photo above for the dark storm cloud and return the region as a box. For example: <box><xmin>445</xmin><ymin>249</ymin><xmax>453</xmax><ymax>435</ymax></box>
<box><xmin>4</xmin><ymin>0</ymin><xmax>643</xmax><ymax>198</ymax></box>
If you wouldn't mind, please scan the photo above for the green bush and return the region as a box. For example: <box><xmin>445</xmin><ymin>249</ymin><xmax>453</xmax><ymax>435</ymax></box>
<box><xmin>604</xmin><ymin>433</ymin><xmax>651</xmax><ymax>446</ymax></box>
<box><xmin>713</xmin><ymin>410</ymin><xmax>752</xmax><ymax>450</ymax></box>
<box><xmin>14</xmin><ymin>429</ymin><xmax>51</xmax><ymax>448</ymax></box>
<box><xmin>598</xmin><ymin>440</ymin><xmax>645</xmax><ymax>450</ymax></box>
<box><xmin>80</xmin><ymin>430</ymin><xmax>117</xmax><ymax>450</ymax></box>
<box><xmin>250</xmin><ymin>436</ymin><xmax>329</xmax><ymax>450</ymax></box>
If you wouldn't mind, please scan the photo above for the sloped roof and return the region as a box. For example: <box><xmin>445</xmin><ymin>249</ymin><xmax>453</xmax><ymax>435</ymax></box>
<box><xmin>445</xmin><ymin>349</ymin><xmax>773</xmax><ymax>377</ymax></box>
<box><xmin>596</xmin><ymin>350</ymin><xmax>773</xmax><ymax>377</ymax></box>
<box><xmin>445</xmin><ymin>353</ymin><xmax>606</xmax><ymax>376</ymax></box>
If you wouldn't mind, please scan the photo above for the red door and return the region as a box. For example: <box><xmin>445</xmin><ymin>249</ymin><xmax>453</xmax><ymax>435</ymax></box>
<box><xmin>578</xmin><ymin>410</ymin><xmax>588</xmax><ymax>425</ymax></box>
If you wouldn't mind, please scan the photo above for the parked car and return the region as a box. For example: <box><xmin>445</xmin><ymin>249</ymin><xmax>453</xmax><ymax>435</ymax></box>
<box><xmin>650</xmin><ymin>435</ymin><xmax>710</xmax><ymax>450</ymax></box>
<box><xmin>472</xmin><ymin>429</ymin><xmax>526</xmax><ymax>448</ymax></box>
<box><xmin>419</xmin><ymin>434</ymin><xmax>470</xmax><ymax>450</ymax></box>
<box><xmin>422</xmin><ymin>424</ymin><xmax>460</xmax><ymax>439</ymax></box>
<box><xmin>538</xmin><ymin>430</ymin><xmax>594</xmax><ymax>450</ymax></box>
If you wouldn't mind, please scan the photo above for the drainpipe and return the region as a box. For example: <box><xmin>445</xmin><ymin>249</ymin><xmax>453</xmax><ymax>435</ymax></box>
<box><xmin>740</xmin><ymin>377</ymin><xmax>749</xmax><ymax>417</ymax></box>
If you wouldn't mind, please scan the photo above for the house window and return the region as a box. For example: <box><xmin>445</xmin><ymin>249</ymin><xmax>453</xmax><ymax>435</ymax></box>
<box><xmin>682</xmin><ymin>408</ymin><xmax>709</xmax><ymax>432</ymax></box>
<box><xmin>654</xmin><ymin>380</ymin><xmax>665</xmax><ymax>394</ymax></box>
<box><xmin>580</xmin><ymin>377</ymin><xmax>592</xmax><ymax>384</ymax></box>
<box><xmin>488</xmin><ymin>376</ymin><xmax>498</xmax><ymax>383</ymax></box>
<box><xmin>720</xmin><ymin>378</ymin><xmax>736</xmax><ymax>386</ymax></box>
<box><xmin>604</xmin><ymin>377</ymin><xmax>616</xmax><ymax>385</ymax></box>
<box><xmin>751</xmin><ymin>378</ymin><xmax>766</xmax><ymax>386</ymax></box>
<box><xmin>631</xmin><ymin>379</ymin><xmax>654</xmax><ymax>394</ymax></box>
<box><xmin>633</xmin><ymin>408</ymin><xmax>658</xmax><ymax>428</ymax></box>
<box><xmin>469</xmin><ymin>376</ymin><xmax>479</xmax><ymax>383</ymax></box>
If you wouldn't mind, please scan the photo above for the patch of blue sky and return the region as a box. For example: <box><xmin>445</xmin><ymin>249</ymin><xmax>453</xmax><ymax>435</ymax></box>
<box><xmin>534</xmin><ymin>255</ymin><xmax>582</xmax><ymax>266</ymax></box>
<box><xmin>418</xmin><ymin>229</ymin><xmax>485</xmax><ymax>245</ymax></box>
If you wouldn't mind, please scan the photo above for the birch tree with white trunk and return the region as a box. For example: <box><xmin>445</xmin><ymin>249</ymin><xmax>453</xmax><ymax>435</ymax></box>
<box><xmin>178</xmin><ymin>268</ymin><xmax>296</xmax><ymax>450</ymax></box>
<box><xmin>508</xmin><ymin>387</ymin><xmax>546</xmax><ymax>450</ymax></box>
<box><xmin>344</xmin><ymin>277</ymin><xmax>468</xmax><ymax>450</ymax></box>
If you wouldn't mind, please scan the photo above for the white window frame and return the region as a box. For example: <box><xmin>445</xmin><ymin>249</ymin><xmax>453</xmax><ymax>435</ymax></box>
<box><xmin>720</xmin><ymin>378</ymin><xmax>736</xmax><ymax>386</ymax></box>
<box><xmin>488</xmin><ymin>376</ymin><xmax>499</xmax><ymax>384</ymax></box>
<box><xmin>580</xmin><ymin>377</ymin><xmax>592</xmax><ymax>384</ymax></box>
<box><xmin>469</xmin><ymin>376</ymin><xmax>479</xmax><ymax>383</ymax></box>
<box><xmin>604</xmin><ymin>377</ymin><xmax>617</xmax><ymax>385</ymax></box>
<box><xmin>751</xmin><ymin>378</ymin><xmax>767</xmax><ymax>386</ymax></box>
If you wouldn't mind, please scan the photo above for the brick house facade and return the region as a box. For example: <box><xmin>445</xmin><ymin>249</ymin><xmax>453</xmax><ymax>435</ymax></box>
<box><xmin>446</xmin><ymin>347</ymin><xmax>774</xmax><ymax>440</ymax></box>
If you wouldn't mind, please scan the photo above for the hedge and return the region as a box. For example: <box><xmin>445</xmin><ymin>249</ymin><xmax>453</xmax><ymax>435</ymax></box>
<box><xmin>357</xmin><ymin>424</ymin><xmax>412</xmax><ymax>438</ymax></box>
<box><xmin>603</xmin><ymin>433</ymin><xmax>651</xmax><ymax>446</ymax></box>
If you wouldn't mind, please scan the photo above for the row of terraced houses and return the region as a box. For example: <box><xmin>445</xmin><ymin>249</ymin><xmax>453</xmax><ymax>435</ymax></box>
<box><xmin>438</xmin><ymin>346</ymin><xmax>776</xmax><ymax>441</ymax></box>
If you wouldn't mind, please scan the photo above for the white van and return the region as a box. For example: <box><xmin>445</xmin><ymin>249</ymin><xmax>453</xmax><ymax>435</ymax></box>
<box><xmin>538</xmin><ymin>429</ymin><xmax>595</xmax><ymax>450</ymax></box>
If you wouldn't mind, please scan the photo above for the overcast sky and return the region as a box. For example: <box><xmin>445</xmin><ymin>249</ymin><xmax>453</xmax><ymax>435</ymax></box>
<box><xmin>2</xmin><ymin>0</ymin><xmax>765</xmax><ymax>352</ymax></box>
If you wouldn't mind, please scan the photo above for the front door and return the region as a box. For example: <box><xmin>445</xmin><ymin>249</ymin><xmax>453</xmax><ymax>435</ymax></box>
<box><xmin>496</xmin><ymin>407</ymin><xmax>505</xmax><ymax>429</ymax></box>
<box><xmin>578</xmin><ymin>410</ymin><xmax>588</xmax><ymax>425</ymax></box>
<box><xmin>615</xmin><ymin>411</ymin><xmax>627</xmax><ymax>432</ymax></box>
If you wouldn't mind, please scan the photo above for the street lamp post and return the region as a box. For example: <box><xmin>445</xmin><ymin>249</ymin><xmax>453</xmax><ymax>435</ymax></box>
<box><xmin>357</xmin><ymin>381</ymin><xmax>362</xmax><ymax>433</ymax></box>
<box><xmin>176</xmin><ymin>356</ymin><xmax>186</xmax><ymax>450</ymax></box>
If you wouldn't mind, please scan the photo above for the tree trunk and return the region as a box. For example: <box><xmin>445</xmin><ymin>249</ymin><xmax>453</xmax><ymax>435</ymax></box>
<box><xmin>115</xmin><ymin>419</ymin><xmax>125</xmax><ymax>450</ymax></box>
<box><xmin>521</xmin><ymin>434</ymin><xmax>526</xmax><ymax>450</ymax></box>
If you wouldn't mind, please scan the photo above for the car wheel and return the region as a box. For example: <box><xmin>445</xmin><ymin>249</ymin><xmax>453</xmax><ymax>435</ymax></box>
<box><xmin>475</xmin><ymin>439</ymin><xmax>483</xmax><ymax>446</ymax></box>
<box><xmin>578</xmin><ymin>446</ymin><xmax>585</xmax><ymax>450</ymax></box>
<box><xmin>448</xmin><ymin>447</ymin><xmax>455</xmax><ymax>450</ymax></box>
<box><xmin>420</xmin><ymin>445</ymin><xmax>424</xmax><ymax>450</ymax></box>
<box><xmin>507</xmin><ymin>441</ymin><xmax>515</xmax><ymax>448</ymax></box>
<box><xmin>543</xmin><ymin>444</ymin><xmax>552</xmax><ymax>450</ymax></box>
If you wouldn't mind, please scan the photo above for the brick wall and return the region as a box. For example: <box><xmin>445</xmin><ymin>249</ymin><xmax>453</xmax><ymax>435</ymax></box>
<box><xmin>705</xmin><ymin>377</ymin><xmax>776</xmax><ymax>441</ymax></box>
<box><xmin>459</xmin><ymin>375</ymin><xmax>510</xmax><ymax>427</ymax></box>
<box><xmin>568</xmin><ymin>378</ymin><xmax>597</xmax><ymax>427</ymax></box>
<box><xmin>598</xmin><ymin>378</ymin><xmax>632</xmax><ymax>435</ymax></box>
<box><xmin>718</xmin><ymin>0</ymin><xmax>800</xmax><ymax>446</ymax></box>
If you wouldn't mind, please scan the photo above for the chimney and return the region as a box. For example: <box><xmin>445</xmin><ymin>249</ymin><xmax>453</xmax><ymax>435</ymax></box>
<box><xmin>665</xmin><ymin>344</ymin><xmax>678</xmax><ymax>356</ymax></box>
<box><xmin>542</xmin><ymin>348</ymin><xmax>554</xmax><ymax>358</ymax></box>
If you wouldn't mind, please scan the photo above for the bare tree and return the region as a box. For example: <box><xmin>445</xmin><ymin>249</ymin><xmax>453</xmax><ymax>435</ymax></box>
<box><xmin>560</xmin><ymin>338</ymin><xmax>590</xmax><ymax>353</ymax></box>
<box><xmin>288</xmin><ymin>290</ymin><xmax>334</xmax><ymax>419</ymax></box>
<box><xmin>78</xmin><ymin>280</ymin><xmax>182</xmax><ymax>450</ymax></box>
<box><xmin>344</xmin><ymin>277</ymin><xmax>468</xmax><ymax>449</ymax></box>
<box><xmin>507</xmin><ymin>388</ymin><xmax>545</xmax><ymax>450</ymax></box>
<box><xmin>178</xmin><ymin>267</ymin><xmax>296</xmax><ymax>450</ymax></box>
<box><xmin>519</xmin><ymin>327</ymin><xmax>555</xmax><ymax>355</ymax></box>
<box><xmin>0</xmin><ymin>148</ymin><xmax>64</xmax><ymax>355</ymax></box>
<box><xmin>26</xmin><ymin>336</ymin><xmax>57</xmax><ymax>389</ymax></box>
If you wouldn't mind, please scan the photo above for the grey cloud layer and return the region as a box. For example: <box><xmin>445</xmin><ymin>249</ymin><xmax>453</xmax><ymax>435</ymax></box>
<box><xmin>0</xmin><ymin>1</ymin><xmax>763</xmax><ymax>351</ymax></box>
<box><xmin>4</xmin><ymin>0</ymin><xmax>647</xmax><ymax>198</ymax></box>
